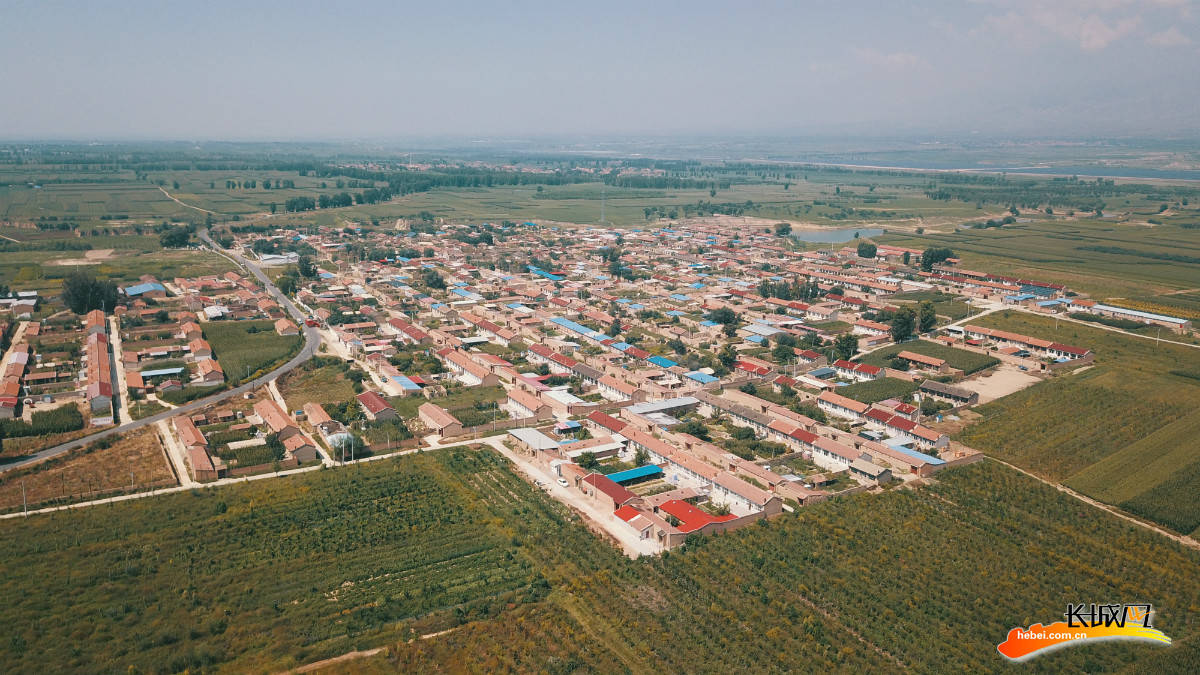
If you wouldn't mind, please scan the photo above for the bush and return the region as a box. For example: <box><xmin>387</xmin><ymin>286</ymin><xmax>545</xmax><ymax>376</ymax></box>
<box><xmin>0</xmin><ymin>405</ymin><xmax>85</xmax><ymax>438</ymax></box>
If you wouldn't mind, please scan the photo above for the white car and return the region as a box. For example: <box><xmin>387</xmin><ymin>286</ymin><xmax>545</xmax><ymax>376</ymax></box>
<box><xmin>557</xmin><ymin>478</ymin><xmax>569</xmax><ymax>488</ymax></box>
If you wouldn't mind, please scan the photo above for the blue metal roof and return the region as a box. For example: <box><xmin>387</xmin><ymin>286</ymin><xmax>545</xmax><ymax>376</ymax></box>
<box><xmin>670</xmin><ymin>294</ymin><xmax>689</xmax><ymax>301</ymax></box>
<box><xmin>122</xmin><ymin>282</ymin><xmax>166</xmax><ymax>296</ymax></box>
<box><xmin>883</xmin><ymin>441</ymin><xmax>946</xmax><ymax>465</ymax></box>
<box><xmin>700</xmin><ymin>320</ymin><xmax>719</xmax><ymax>327</ymax></box>
<box><xmin>392</xmin><ymin>375</ymin><xmax>421</xmax><ymax>391</ymax></box>
<box><xmin>647</xmin><ymin>355</ymin><xmax>677</xmax><ymax>368</ymax></box>
<box><xmin>685</xmin><ymin>371</ymin><xmax>719</xmax><ymax>384</ymax></box>
<box><xmin>606</xmin><ymin>464</ymin><xmax>663</xmax><ymax>484</ymax></box>
<box><xmin>528</xmin><ymin>265</ymin><xmax>564</xmax><ymax>281</ymax></box>
<box><xmin>745</xmin><ymin>335</ymin><xmax>766</xmax><ymax>344</ymax></box>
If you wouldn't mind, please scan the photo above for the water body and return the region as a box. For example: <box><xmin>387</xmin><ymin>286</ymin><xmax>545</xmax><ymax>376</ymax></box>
<box><xmin>793</xmin><ymin>227</ymin><xmax>883</xmax><ymax>243</ymax></box>
<box><xmin>806</xmin><ymin>160</ymin><xmax>1200</xmax><ymax>181</ymax></box>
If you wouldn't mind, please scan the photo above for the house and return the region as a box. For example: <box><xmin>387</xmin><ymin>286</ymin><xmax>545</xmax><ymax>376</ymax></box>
<box><xmin>817</xmin><ymin>390</ymin><xmax>870</xmax><ymax>420</ymax></box>
<box><xmin>580</xmin><ymin>472</ymin><xmax>640</xmax><ymax>512</ymax></box>
<box><xmin>919</xmin><ymin>379</ymin><xmax>979</xmax><ymax>406</ymax></box>
<box><xmin>418</xmin><ymin>403</ymin><xmax>463</xmax><ymax>438</ymax></box>
<box><xmin>179</xmin><ymin>321</ymin><xmax>203</xmax><ymax>341</ymax></box>
<box><xmin>196</xmin><ymin>358</ymin><xmax>225</xmax><ymax>383</ymax></box>
<box><xmin>275</xmin><ymin>318</ymin><xmax>300</xmax><ymax>336</ymax></box>
<box><xmin>356</xmin><ymin>391</ymin><xmax>398</xmax><ymax>421</ymax></box>
<box><xmin>173</xmin><ymin>416</ymin><xmax>208</xmax><ymax>452</ymax></box>
<box><xmin>253</xmin><ymin>398</ymin><xmax>301</xmax><ymax>440</ymax></box>
<box><xmin>283</xmin><ymin>434</ymin><xmax>319</xmax><ymax>462</ymax></box>
<box><xmin>302</xmin><ymin>401</ymin><xmax>354</xmax><ymax>447</ymax></box>
<box><xmin>896</xmin><ymin>351</ymin><xmax>948</xmax><ymax>373</ymax></box>
<box><xmin>598</xmin><ymin>374</ymin><xmax>642</xmax><ymax>402</ymax></box>
<box><xmin>507</xmin><ymin>387</ymin><xmax>552</xmax><ymax>421</ymax></box>
<box><xmin>189</xmin><ymin>339</ymin><xmax>213</xmax><ymax>360</ymax></box>
<box><xmin>832</xmin><ymin>359</ymin><xmax>882</xmax><ymax>382</ymax></box>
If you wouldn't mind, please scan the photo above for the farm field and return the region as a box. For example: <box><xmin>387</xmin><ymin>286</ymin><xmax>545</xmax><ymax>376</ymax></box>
<box><xmin>203</xmin><ymin>319</ymin><xmax>303</xmax><ymax>385</ymax></box>
<box><xmin>0</xmin><ymin>429</ymin><xmax>173</xmax><ymax>512</ymax></box>
<box><xmin>3</xmin><ymin>453</ymin><xmax>1195</xmax><ymax>673</ymax></box>
<box><xmin>880</xmin><ymin>218</ymin><xmax>1200</xmax><ymax>301</ymax></box>
<box><xmin>954</xmin><ymin>312</ymin><xmax>1200</xmax><ymax>534</ymax></box>
<box><xmin>857</xmin><ymin>339</ymin><xmax>1000</xmax><ymax>374</ymax></box>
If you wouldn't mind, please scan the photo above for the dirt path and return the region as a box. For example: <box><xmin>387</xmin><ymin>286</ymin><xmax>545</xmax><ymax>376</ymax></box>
<box><xmin>157</xmin><ymin>186</ymin><xmax>218</xmax><ymax>215</ymax></box>
<box><xmin>156</xmin><ymin>419</ymin><xmax>197</xmax><ymax>488</ymax></box>
<box><xmin>109</xmin><ymin>316</ymin><xmax>133</xmax><ymax>425</ymax></box>
<box><xmin>279</xmin><ymin>627</ymin><xmax>463</xmax><ymax>674</ymax></box>
<box><xmin>989</xmin><ymin>457</ymin><xmax>1200</xmax><ymax>551</ymax></box>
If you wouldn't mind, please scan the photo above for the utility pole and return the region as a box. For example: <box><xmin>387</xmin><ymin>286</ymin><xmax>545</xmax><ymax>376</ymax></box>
<box><xmin>21</xmin><ymin>479</ymin><xmax>27</xmax><ymax>516</ymax></box>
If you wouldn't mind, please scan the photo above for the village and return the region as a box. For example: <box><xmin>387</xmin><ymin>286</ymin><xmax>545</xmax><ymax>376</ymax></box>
<box><xmin>0</xmin><ymin>216</ymin><xmax>1192</xmax><ymax>553</ymax></box>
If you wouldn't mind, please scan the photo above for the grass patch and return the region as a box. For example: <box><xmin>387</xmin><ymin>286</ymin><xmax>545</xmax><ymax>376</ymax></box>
<box><xmin>836</xmin><ymin>377</ymin><xmax>920</xmax><ymax>404</ymax></box>
<box><xmin>204</xmin><ymin>319</ymin><xmax>302</xmax><ymax>385</ymax></box>
<box><xmin>859</xmin><ymin>339</ymin><xmax>999</xmax><ymax>374</ymax></box>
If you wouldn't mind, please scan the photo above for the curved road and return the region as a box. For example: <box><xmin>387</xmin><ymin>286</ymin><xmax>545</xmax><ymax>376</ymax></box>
<box><xmin>0</xmin><ymin>230</ymin><xmax>318</xmax><ymax>474</ymax></box>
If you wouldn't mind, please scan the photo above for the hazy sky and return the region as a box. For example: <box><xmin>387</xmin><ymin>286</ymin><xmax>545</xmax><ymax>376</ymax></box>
<box><xmin>2</xmin><ymin>0</ymin><xmax>1199</xmax><ymax>140</ymax></box>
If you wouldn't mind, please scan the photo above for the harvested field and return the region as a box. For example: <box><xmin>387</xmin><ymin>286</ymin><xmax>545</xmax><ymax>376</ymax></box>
<box><xmin>0</xmin><ymin>428</ymin><xmax>174</xmax><ymax>512</ymax></box>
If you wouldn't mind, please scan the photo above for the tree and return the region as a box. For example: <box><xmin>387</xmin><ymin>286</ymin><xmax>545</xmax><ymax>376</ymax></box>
<box><xmin>902</xmin><ymin>251</ymin><xmax>911</xmax><ymax>265</ymax></box>
<box><xmin>421</xmin><ymin>268</ymin><xmax>446</xmax><ymax>290</ymax></box>
<box><xmin>276</xmin><ymin>275</ymin><xmax>297</xmax><ymax>295</ymax></box>
<box><xmin>609</xmin><ymin>319</ymin><xmax>622</xmax><ymax>336</ymax></box>
<box><xmin>577</xmin><ymin>451</ymin><xmax>600</xmax><ymax>471</ymax></box>
<box><xmin>678</xmin><ymin>419</ymin><xmax>710</xmax><ymax>441</ymax></box>
<box><xmin>856</xmin><ymin>242</ymin><xmax>877</xmax><ymax>259</ymax></box>
<box><xmin>920</xmin><ymin>247</ymin><xmax>955</xmax><ymax>272</ymax></box>
<box><xmin>297</xmin><ymin>255</ymin><xmax>317</xmax><ymax>278</ymax></box>
<box><xmin>891</xmin><ymin>306</ymin><xmax>916</xmax><ymax>342</ymax></box>
<box><xmin>706</xmin><ymin>307</ymin><xmax>738</xmax><ymax>325</ymax></box>
<box><xmin>918</xmin><ymin>300</ymin><xmax>937</xmax><ymax>333</ymax></box>
<box><xmin>833</xmin><ymin>333</ymin><xmax>858</xmax><ymax>361</ymax></box>
<box><xmin>772</xmin><ymin>342</ymin><xmax>794</xmax><ymax>364</ymax></box>
<box><xmin>667</xmin><ymin>338</ymin><xmax>687</xmax><ymax>355</ymax></box>
<box><xmin>264</xmin><ymin>433</ymin><xmax>286</xmax><ymax>462</ymax></box>
<box><xmin>633</xmin><ymin>448</ymin><xmax>649</xmax><ymax>467</ymax></box>
<box><xmin>159</xmin><ymin>227</ymin><xmax>191</xmax><ymax>248</ymax></box>
<box><xmin>774</xmin><ymin>222</ymin><xmax>791</xmax><ymax>236</ymax></box>
<box><xmin>62</xmin><ymin>271</ymin><xmax>118</xmax><ymax>315</ymax></box>
<box><xmin>718</xmin><ymin>344</ymin><xmax>737</xmax><ymax>370</ymax></box>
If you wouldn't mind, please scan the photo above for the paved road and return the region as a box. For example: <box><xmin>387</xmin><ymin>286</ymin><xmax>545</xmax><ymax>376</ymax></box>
<box><xmin>0</xmin><ymin>231</ymin><xmax>319</xmax><ymax>474</ymax></box>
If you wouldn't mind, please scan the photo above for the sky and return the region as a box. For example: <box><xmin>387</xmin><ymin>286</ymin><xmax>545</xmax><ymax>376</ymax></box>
<box><xmin>2</xmin><ymin>0</ymin><xmax>1199</xmax><ymax>140</ymax></box>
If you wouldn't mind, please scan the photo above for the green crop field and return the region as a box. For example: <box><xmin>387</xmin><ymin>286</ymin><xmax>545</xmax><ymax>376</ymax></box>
<box><xmin>204</xmin><ymin>319</ymin><xmax>302</xmax><ymax>385</ymax></box>
<box><xmin>955</xmin><ymin>312</ymin><xmax>1200</xmax><ymax>534</ymax></box>
<box><xmin>2</xmin><ymin>455</ymin><xmax>1195</xmax><ymax>673</ymax></box>
<box><xmin>837</xmin><ymin>376</ymin><xmax>920</xmax><ymax>404</ymax></box>
<box><xmin>858</xmin><ymin>339</ymin><xmax>1000</xmax><ymax>374</ymax></box>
